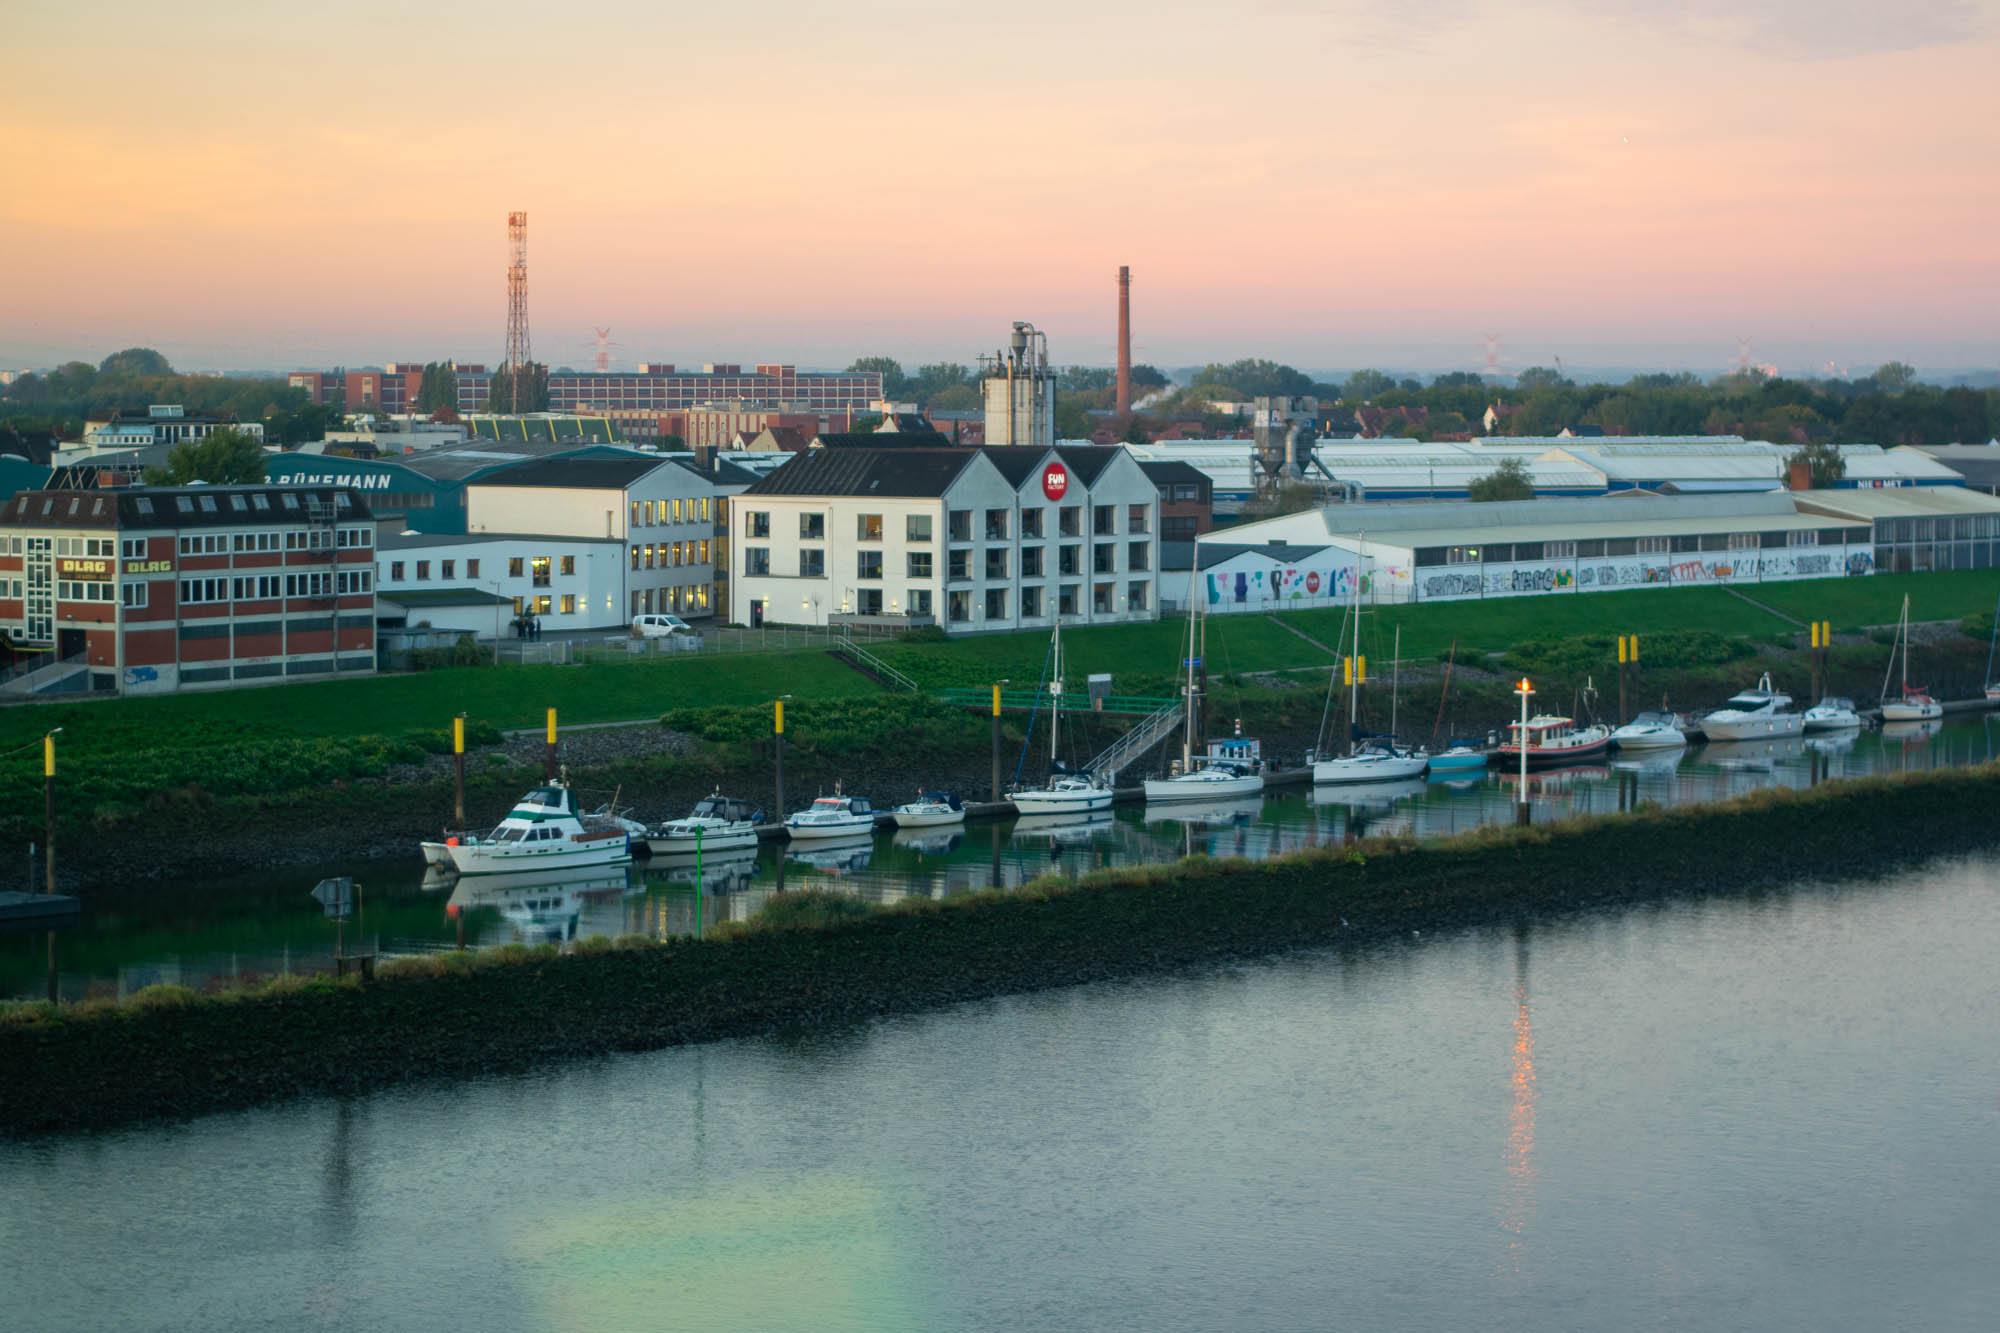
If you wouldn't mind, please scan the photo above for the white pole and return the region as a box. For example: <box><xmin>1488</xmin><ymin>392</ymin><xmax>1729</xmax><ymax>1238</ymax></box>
<box><xmin>1515</xmin><ymin>678</ymin><xmax>1535</xmax><ymax>825</ymax></box>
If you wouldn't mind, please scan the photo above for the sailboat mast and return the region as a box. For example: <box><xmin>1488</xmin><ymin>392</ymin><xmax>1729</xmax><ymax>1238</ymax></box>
<box><xmin>1347</xmin><ymin>543</ymin><xmax>1362</xmax><ymax>753</ymax></box>
<box><xmin>1391</xmin><ymin>625</ymin><xmax>1400</xmax><ymax>740</ymax></box>
<box><xmin>1050</xmin><ymin>622</ymin><xmax>1061</xmax><ymax>767</ymax></box>
<box><xmin>1182</xmin><ymin>596</ymin><xmax>1198</xmax><ymax>767</ymax></box>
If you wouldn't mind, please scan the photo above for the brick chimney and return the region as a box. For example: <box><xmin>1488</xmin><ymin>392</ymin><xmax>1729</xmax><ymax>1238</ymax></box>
<box><xmin>1116</xmin><ymin>265</ymin><xmax>1132</xmax><ymax>417</ymax></box>
<box><xmin>1787</xmin><ymin>459</ymin><xmax>1812</xmax><ymax>490</ymax></box>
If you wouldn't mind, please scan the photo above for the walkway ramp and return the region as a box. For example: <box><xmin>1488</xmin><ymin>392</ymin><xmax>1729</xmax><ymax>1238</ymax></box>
<box><xmin>1084</xmin><ymin>699</ymin><xmax>1185</xmax><ymax>784</ymax></box>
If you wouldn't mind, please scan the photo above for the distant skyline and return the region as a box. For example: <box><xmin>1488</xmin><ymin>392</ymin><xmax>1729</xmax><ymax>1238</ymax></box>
<box><xmin>4</xmin><ymin>1</ymin><xmax>1996</xmax><ymax>379</ymax></box>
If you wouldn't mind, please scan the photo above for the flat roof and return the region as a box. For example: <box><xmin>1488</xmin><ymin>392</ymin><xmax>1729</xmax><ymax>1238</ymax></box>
<box><xmin>379</xmin><ymin>530</ymin><xmax>622</xmax><ymax>550</ymax></box>
<box><xmin>1792</xmin><ymin>487</ymin><xmax>2000</xmax><ymax>521</ymax></box>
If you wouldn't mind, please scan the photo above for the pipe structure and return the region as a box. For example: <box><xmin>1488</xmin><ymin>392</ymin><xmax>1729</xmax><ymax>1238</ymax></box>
<box><xmin>1116</xmin><ymin>266</ymin><xmax>1131</xmax><ymax>417</ymax></box>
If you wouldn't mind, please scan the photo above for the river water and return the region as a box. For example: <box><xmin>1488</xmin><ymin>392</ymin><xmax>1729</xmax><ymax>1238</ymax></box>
<box><xmin>5</xmin><ymin>840</ymin><xmax>1998</xmax><ymax>1328</ymax></box>
<box><xmin>5</xmin><ymin>714</ymin><xmax>1994</xmax><ymax>1002</ymax></box>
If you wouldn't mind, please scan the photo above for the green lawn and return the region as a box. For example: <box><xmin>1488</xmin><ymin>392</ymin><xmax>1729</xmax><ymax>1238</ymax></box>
<box><xmin>872</xmin><ymin>614</ymin><xmax>1337</xmax><ymax>693</ymax></box>
<box><xmin>1278</xmin><ymin>586</ymin><xmax>1800</xmax><ymax>663</ymax></box>
<box><xmin>1746</xmin><ymin>569</ymin><xmax>2000</xmax><ymax>632</ymax></box>
<box><xmin>0</xmin><ymin>651</ymin><xmax>876</xmax><ymax>747</ymax></box>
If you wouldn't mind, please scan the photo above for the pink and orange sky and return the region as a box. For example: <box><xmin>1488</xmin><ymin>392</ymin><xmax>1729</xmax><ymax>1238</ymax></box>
<box><xmin>3</xmin><ymin>0</ymin><xmax>1996</xmax><ymax>377</ymax></box>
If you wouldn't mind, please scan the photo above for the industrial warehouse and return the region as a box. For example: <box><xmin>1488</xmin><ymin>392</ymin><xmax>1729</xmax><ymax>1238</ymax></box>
<box><xmin>1186</xmin><ymin>486</ymin><xmax>2000</xmax><ymax>612</ymax></box>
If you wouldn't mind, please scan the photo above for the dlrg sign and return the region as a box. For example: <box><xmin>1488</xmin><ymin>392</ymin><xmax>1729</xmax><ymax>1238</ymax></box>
<box><xmin>1041</xmin><ymin>462</ymin><xmax>1069</xmax><ymax>501</ymax></box>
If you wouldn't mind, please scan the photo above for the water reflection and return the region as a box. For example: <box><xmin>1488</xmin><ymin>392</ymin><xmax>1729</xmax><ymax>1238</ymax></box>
<box><xmin>14</xmin><ymin>714</ymin><xmax>2000</xmax><ymax>999</ymax></box>
<box><xmin>1502</xmin><ymin>925</ymin><xmax>1537</xmax><ymax>1272</ymax></box>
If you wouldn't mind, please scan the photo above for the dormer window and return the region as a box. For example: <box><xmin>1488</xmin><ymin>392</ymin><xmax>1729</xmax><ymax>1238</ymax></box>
<box><xmin>176</xmin><ymin>496</ymin><xmax>193</xmax><ymax>513</ymax></box>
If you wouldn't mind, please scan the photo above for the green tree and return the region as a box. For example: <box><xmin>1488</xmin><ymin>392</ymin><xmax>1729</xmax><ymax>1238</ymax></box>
<box><xmin>1129</xmin><ymin>364</ymin><xmax>1169</xmax><ymax>390</ymax></box>
<box><xmin>142</xmin><ymin>426</ymin><xmax>268</xmax><ymax>485</ymax></box>
<box><xmin>98</xmin><ymin>347</ymin><xmax>174</xmax><ymax>378</ymax></box>
<box><xmin>1196</xmin><ymin>358</ymin><xmax>1313</xmax><ymax>399</ymax></box>
<box><xmin>1468</xmin><ymin>456</ymin><xmax>1534</xmax><ymax>501</ymax></box>
<box><xmin>846</xmin><ymin>356</ymin><xmax>906</xmax><ymax>398</ymax></box>
<box><xmin>44</xmin><ymin>361</ymin><xmax>98</xmax><ymax>399</ymax></box>
<box><xmin>928</xmin><ymin>383</ymin><xmax>980</xmax><ymax>411</ymax></box>
<box><xmin>1120</xmin><ymin>416</ymin><xmax>1152</xmax><ymax>444</ymax></box>
<box><xmin>1431</xmin><ymin>370</ymin><xmax>1484</xmax><ymax>389</ymax></box>
<box><xmin>416</xmin><ymin>361</ymin><xmax>459</xmax><ymax>413</ymax></box>
<box><xmin>1054</xmin><ymin>396</ymin><xmax>1094</xmax><ymax>440</ymax></box>
<box><xmin>485</xmin><ymin>362</ymin><xmax>550</xmax><ymax>413</ymax></box>
<box><xmin>1788</xmin><ymin>440</ymin><xmax>1845</xmax><ymax>488</ymax></box>
<box><xmin>1514</xmin><ymin>366</ymin><xmax>1574</xmax><ymax>390</ymax></box>
<box><xmin>1059</xmin><ymin>366</ymin><xmax>1114</xmax><ymax>393</ymax></box>
<box><xmin>1341</xmin><ymin>369</ymin><xmax>1396</xmax><ymax>400</ymax></box>
<box><xmin>1867</xmin><ymin>361</ymin><xmax>1919</xmax><ymax>393</ymax></box>
<box><xmin>908</xmin><ymin>362</ymin><xmax>974</xmax><ymax>405</ymax></box>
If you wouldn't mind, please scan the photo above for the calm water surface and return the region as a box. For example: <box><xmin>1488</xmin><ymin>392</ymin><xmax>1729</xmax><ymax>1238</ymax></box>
<box><xmin>7</xmin><ymin>714</ymin><xmax>1995</xmax><ymax>1001</ymax></box>
<box><xmin>3</xmin><ymin>848</ymin><xmax>1998</xmax><ymax>1330</ymax></box>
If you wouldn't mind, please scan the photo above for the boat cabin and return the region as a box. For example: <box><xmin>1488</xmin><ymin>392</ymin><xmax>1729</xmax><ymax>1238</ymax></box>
<box><xmin>809</xmin><ymin>796</ymin><xmax>874</xmax><ymax>815</ymax></box>
<box><xmin>510</xmin><ymin>785</ymin><xmax>580</xmax><ymax>819</ymax></box>
<box><xmin>1200</xmin><ymin>736</ymin><xmax>1263</xmax><ymax>775</ymax></box>
<box><xmin>691</xmin><ymin>795</ymin><xmax>757</xmax><ymax>823</ymax></box>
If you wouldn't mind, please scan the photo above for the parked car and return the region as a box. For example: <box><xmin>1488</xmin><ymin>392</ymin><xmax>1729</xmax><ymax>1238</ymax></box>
<box><xmin>632</xmin><ymin>614</ymin><xmax>696</xmax><ymax>639</ymax></box>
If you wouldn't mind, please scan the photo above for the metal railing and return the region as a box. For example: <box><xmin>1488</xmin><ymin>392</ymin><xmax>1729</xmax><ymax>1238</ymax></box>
<box><xmin>1083</xmin><ymin>699</ymin><xmax>1187</xmax><ymax>783</ymax></box>
<box><xmin>933</xmin><ymin>687</ymin><xmax>1180</xmax><ymax>716</ymax></box>
<box><xmin>831</xmin><ymin>636</ymin><xmax>920</xmax><ymax>693</ymax></box>
<box><xmin>0</xmin><ymin>650</ymin><xmax>89</xmax><ymax>695</ymax></box>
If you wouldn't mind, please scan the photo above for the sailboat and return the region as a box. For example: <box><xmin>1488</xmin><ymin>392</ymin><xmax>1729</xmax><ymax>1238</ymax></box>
<box><xmin>1426</xmin><ymin>638</ymin><xmax>1489</xmax><ymax>773</ymax></box>
<box><xmin>1879</xmin><ymin>594</ymin><xmax>1942</xmax><ymax>722</ymax></box>
<box><xmin>1008</xmin><ymin>622</ymin><xmax>1114</xmax><ymax>814</ymax></box>
<box><xmin>1310</xmin><ymin>552</ymin><xmax>1428</xmax><ymax>784</ymax></box>
<box><xmin>1142</xmin><ymin>575</ymin><xmax>1266</xmax><ymax>802</ymax></box>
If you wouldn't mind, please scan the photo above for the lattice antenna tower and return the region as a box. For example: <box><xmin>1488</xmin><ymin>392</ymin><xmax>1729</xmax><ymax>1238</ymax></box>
<box><xmin>1480</xmin><ymin>332</ymin><xmax>1506</xmax><ymax>378</ymax></box>
<box><xmin>1731</xmin><ymin>335</ymin><xmax>1754</xmax><ymax>373</ymax></box>
<box><xmin>504</xmin><ymin>211</ymin><xmax>531</xmax><ymax>412</ymax></box>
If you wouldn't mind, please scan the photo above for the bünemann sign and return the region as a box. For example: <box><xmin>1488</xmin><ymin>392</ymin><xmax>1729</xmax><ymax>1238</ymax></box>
<box><xmin>278</xmin><ymin>473</ymin><xmax>394</xmax><ymax>490</ymax></box>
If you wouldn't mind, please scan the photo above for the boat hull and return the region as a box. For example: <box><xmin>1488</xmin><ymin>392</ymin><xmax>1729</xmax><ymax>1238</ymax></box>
<box><xmin>1142</xmin><ymin>773</ymin><xmax>1266</xmax><ymax>802</ymax></box>
<box><xmin>447</xmin><ymin>836</ymin><xmax>632</xmax><ymax>876</ymax></box>
<box><xmin>1425</xmin><ymin>749</ymin><xmax>1487</xmax><ymax>772</ymax></box>
<box><xmin>1608</xmin><ymin>727</ymin><xmax>1685</xmax><ymax>749</ymax></box>
<box><xmin>420</xmin><ymin>840</ymin><xmax>457</xmax><ymax>868</ymax></box>
<box><xmin>1010</xmin><ymin>787</ymin><xmax>1113</xmax><ymax>813</ymax></box>
<box><xmin>1880</xmin><ymin>701</ymin><xmax>1942</xmax><ymax>722</ymax></box>
<box><xmin>891</xmin><ymin>808</ymin><xmax>966</xmax><ymax>828</ymax></box>
<box><xmin>784</xmin><ymin>817</ymin><xmax>878</xmax><ymax>840</ymax></box>
<box><xmin>1802</xmin><ymin>714</ymin><xmax>1860</xmax><ymax>732</ymax></box>
<box><xmin>1495</xmin><ymin>738</ymin><xmax>1612</xmax><ymax>768</ymax></box>
<box><xmin>1312</xmin><ymin>755</ymin><xmax>1428</xmax><ymax>784</ymax></box>
<box><xmin>1701</xmin><ymin>715</ymin><xmax>1804</xmax><ymax>741</ymax></box>
<box><xmin>645</xmin><ymin>826</ymin><xmax>760</xmax><ymax>856</ymax></box>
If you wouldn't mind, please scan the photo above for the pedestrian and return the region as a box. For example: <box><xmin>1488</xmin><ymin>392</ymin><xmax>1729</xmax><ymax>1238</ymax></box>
<box><xmin>533</xmin><ymin>615</ymin><xmax>542</xmax><ymax>641</ymax></box>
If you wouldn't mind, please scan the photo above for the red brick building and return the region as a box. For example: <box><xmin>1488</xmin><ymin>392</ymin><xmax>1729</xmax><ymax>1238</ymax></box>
<box><xmin>0</xmin><ymin>484</ymin><xmax>378</xmax><ymax>694</ymax></box>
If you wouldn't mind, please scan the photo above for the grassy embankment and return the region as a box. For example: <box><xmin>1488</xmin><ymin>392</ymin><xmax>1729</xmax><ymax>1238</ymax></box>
<box><xmin>6</xmin><ymin>761</ymin><xmax>1997</xmax><ymax>1136</ymax></box>
<box><xmin>6</xmin><ymin>570</ymin><xmax>1997</xmax><ymax>867</ymax></box>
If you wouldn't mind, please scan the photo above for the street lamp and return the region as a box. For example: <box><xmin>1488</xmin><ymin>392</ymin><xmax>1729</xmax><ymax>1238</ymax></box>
<box><xmin>1513</xmin><ymin>677</ymin><xmax>1535</xmax><ymax>826</ymax></box>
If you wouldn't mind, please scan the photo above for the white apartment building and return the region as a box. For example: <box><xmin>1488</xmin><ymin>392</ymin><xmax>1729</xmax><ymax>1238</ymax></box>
<box><xmin>376</xmin><ymin>532</ymin><xmax>628</xmax><ymax>636</ymax></box>
<box><xmin>465</xmin><ymin>456</ymin><xmax>719</xmax><ymax>619</ymax></box>
<box><xmin>728</xmin><ymin>445</ymin><xmax>1160</xmax><ymax>633</ymax></box>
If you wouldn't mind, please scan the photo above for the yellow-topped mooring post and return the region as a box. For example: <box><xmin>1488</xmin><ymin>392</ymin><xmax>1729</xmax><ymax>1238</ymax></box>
<box><xmin>545</xmin><ymin>707</ymin><xmax>558</xmax><ymax>781</ymax></box>
<box><xmin>43</xmin><ymin>729</ymin><xmax>58</xmax><ymax>894</ymax></box>
<box><xmin>452</xmin><ymin>714</ymin><xmax>467</xmax><ymax>829</ymax></box>
<box><xmin>991</xmin><ymin>683</ymin><xmax>1003</xmax><ymax>804</ymax></box>
<box><xmin>774</xmin><ymin>699</ymin><xmax>786</xmax><ymax>823</ymax></box>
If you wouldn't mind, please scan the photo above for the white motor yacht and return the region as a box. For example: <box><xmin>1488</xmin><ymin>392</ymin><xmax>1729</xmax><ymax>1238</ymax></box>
<box><xmin>1802</xmin><ymin>697</ymin><xmax>1862</xmax><ymax>731</ymax></box>
<box><xmin>892</xmin><ymin>792</ymin><xmax>966</xmax><ymax>828</ymax></box>
<box><xmin>1310</xmin><ymin>740</ymin><xmax>1429</xmax><ymax>784</ymax></box>
<box><xmin>646</xmin><ymin>793</ymin><xmax>761</xmax><ymax>856</ymax></box>
<box><xmin>443</xmin><ymin>779</ymin><xmax>634</xmax><ymax>876</ymax></box>
<box><xmin>784</xmin><ymin>793</ymin><xmax>878</xmax><ymax>840</ymax></box>
<box><xmin>1701</xmin><ymin>673</ymin><xmax>1804</xmax><ymax>741</ymax></box>
<box><xmin>1609</xmin><ymin>710</ymin><xmax>1687</xmax><ymax>750</ymax></box>
<box><xmin>1143</xmin><ymin>762</ymin><xmax>1265</xmax><ymax>803</ymax></box>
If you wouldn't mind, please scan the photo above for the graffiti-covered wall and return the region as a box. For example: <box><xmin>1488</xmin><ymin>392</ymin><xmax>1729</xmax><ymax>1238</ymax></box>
<box><xmin>1197</xmin><ymin>550</ymin><xmax>1417</xmax><ymax>611</ymax></box>
<box><xmin>1413</xmin><ymin>544</ymin><xmax>1873</xmax><ymax>603</ymax></box>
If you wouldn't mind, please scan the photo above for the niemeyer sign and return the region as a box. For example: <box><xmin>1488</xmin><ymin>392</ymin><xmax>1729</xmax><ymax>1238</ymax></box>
<box><xmin>1041</xmin><ymin>462</ymin><xmax>1069</xmax><ymax>501</ymax></box>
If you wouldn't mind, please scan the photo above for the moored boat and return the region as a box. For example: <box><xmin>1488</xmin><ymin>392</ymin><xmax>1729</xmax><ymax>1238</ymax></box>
<box><xmin>1701</xmin><ymin>673</ymin><xmax>1803</xmax><ymax>740</ymax></box>
<box><xmin>892</xmin><ymin>792</ymin><xmax>965</xmax><ymax>828</ymax></box>
<box><xmin>443</xmin><ymin>779</ymin><xmax>634</xmax><ymax>876</ymax></box>
<box><xmin>1006</xmin><ymin>623</ymin><xmax>1115</xmax><ymax>814</ymax></box>
<box><xmin>1310</xmin><ymin>740</ymin><xmax>1428</xmax><ymax>784</ymax></box>
<box><xmin>646</xmin><ymin>793</ymin><xmax>761</xmax><ymax>856</ymax></box>
<box><xmin>784</xmin><ymin>792</ymin><xmax>878</xmax><ymax>840</ymax></box>
<box><xmin>1802</xmin><ymin>696</ymin><xmax>1862</xmax><ymax>731</ymax></box>
<box><xmin>1142</xmin><ymin>591</ymin><xmax>1266</xmax><ymax>804</ymax></box>
<box><xmin>1425</xmin><ymin>743</ymin><xmax>1489</xmax><ymax>773</ymax></box>
<box><xmin>1496</xmin><ymin>715</ymin><xmax>1613</xmax><ymax>768</ymax></box>
<box><xmin>1609</xmin><ymin>710</ymin><xmax>1687</xmax><ymax>750</ymax></box>
<box><xmin>1880</xmin><ymin>595</ymin><xmax>1942</xmax><ymax>721</ymax></box>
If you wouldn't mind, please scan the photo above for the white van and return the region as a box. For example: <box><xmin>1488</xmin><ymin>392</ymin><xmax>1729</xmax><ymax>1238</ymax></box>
<box><xmin>631</xmin><ymin>614</ymin><xmax>695</xmax><ymax>639</ymax></box>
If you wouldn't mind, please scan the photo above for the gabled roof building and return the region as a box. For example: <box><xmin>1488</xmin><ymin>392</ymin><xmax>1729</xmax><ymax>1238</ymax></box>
<box><xmin>729</xmin><ymin>445</ymin><xmax>1159</xmax><ymax>634</ymax></box>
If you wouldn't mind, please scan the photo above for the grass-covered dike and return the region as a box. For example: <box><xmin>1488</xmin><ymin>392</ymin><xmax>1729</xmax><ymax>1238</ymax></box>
<box><xmin>6</xmin><ymin>763</ymin><xmax>1999</xmax><ymax>1137</ymax></box>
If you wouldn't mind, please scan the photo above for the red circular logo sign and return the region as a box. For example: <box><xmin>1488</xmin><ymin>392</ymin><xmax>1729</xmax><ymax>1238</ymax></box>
<box><xmin>1042</xmin><ymin>463</ymin><xmax>1069</xmax><ymax>501</ymax></box>
<box><xmin>1305</xmin><ymin>571</ymin><xmax>1321</xmax><ymax>594</ymax></box>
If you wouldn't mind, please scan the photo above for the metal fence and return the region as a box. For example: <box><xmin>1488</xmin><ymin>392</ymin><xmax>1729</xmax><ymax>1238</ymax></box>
<box><xmin>564</xmin><ymin>622</ymin><xmax>915</xmax><ymax>666</ymax></box>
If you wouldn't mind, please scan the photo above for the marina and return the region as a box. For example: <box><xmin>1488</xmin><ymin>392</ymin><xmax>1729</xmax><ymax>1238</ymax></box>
<box><xmin>10</xmin><ymin>712</ymin><xmax>1999</xmax><ymax>1003</ymax></box>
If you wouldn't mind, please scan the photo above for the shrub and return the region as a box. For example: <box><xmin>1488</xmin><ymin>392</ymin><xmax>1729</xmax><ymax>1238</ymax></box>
<box><xmin>751</xmin><ymin>890</ymin><xmax>875</xmax><ymax>931</ymax></box>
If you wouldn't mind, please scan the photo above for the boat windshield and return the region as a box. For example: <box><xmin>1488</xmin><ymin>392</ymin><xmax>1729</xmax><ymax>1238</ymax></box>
<box><xmin>809</xmin><ymin>798</ymin><xmax>848</xmax><ymax>811</ymax></box>
<box><xmin>1721</xmin><ymin>692</ymin><xmax>1772</xmax><ymax>709</ymax></box>
<box><xmin>1631</xmin><ymin>711</ymin><xmax>1674</xmax><ymax>726</ymax></box>
<box><xmin>497</xmin><ymin>827</ymin><xmax>527</xmax><ymax>842</ymax></box>
<box><xmin>1817</xmin><ymin>697</ymin><xmax>1853</xmax><ymax>710</ymax></box>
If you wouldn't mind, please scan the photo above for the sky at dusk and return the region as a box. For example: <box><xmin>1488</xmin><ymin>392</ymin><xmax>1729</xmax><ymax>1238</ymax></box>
<box><xmin>3</xmin><ymin>0</ymin><xmax>1997</xmax><ymax>378</ymax></box>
